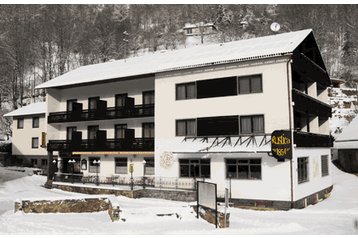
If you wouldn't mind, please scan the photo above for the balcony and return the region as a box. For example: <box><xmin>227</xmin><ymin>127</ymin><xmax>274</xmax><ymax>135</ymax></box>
<box><xmin>294</xmin><ymin>131</ymin><xmax>333</xmax><ymax>148</ymax></box>
<box><xmin>47</xmin><ymin>138</ymin><xmax>154</xmax><ymax>152</ymax></box>
<box><xmin>292</xmin><ymin>89</ymin><xmax>331</xmax><ymax>118</ymax></box>
<box><xmin>48</xmin><ymin>104</ymin><xmax>154</xmax><ymax>124</ymax></box>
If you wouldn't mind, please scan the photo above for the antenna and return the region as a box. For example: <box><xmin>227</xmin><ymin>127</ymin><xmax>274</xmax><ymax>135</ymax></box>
<box><xmin>270</xmin><ymin>22</ymin><xmax>281</xmax><ymax>33</ymax></box>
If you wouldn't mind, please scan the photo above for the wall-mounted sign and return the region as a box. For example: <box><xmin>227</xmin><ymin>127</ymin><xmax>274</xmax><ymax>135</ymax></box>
<box><xmin>41</xmin><ymin>132</ymin><xmax>47</xmax><ymax>148</ymax></box>
<box><xmin>271</xmin><ymin>130</ymin><xmax>292</xmax><ymax>161</ymax></box>
<box><xmin>129</xmin><ymin>163</ymin><xmax>134</xmax><ymax>173</ymax></box>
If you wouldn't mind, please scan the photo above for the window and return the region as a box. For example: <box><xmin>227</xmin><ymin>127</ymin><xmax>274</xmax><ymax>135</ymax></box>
<box><xmin>32</xmin><ymin>117</ymin><xmax>40</xmax><ymax>128</ymax></box>
<box><xmin>179</xmin><ymin>159</ymin><xmax>210</xmax><ymax>178</ymax></box>
<box><xmin>321</xmin><ymin>155</ymin><xmax>329</xmax><ymax>177</ymax></box>
<box><xmin>238</xmin><ymin>75</ymin><xmax>262</xmax><ymax>94</ymax></box>
<box><xmin>176</xmin><ymin>119</ymin><xmax>196</xmax><ymax>136</ymax></box>
<box><xmin>66</xmin><ymin>127</ymin><xmax>77</xmax><ymax>140</ymax></box>
<box><xmin>197</xmin><ymin>116</ymin><xmax>239</xmax><ymax>136</ymax></box>
<box><xmin>32</xmin><ymin>137</ymin><xmax>39</xmax><ymax>148</ymax></box>
<box><xmin>115</xmin><ymin>94</ymin><xmax>128</xmax><ymax>108</ymax></box>
<box><xmin>41</xmin><ymin>159</ymin><xmax>47</xmax><ymax>166</ymax></box>
<box><xmin>17</xmin><ymin>118</ymin><xmax>24</xmax><ymax>129</ymax></box>
<box><xmin>240</xmin><ymin>115</ymin><xmax>264</xmax><ymax>134</ymax></box>
<box><xmin>81</xmin><ymin>159</ymin><xmax>87</xmax><ymax>170</ymax></box>
<box><xmin>143</xmin><ymin>91</ymin><xmax>155</xmax><ymax>105</ymax></box>
<box><xmin>226</xmin><ymin>159</ymin><xmax>262</xmax><ymax>180</ymax></box>
<box><xmin>176</xmin><ymin>82</ymin><xmax>196</xmax><ymax>100</ymax></box>
<box><xmin>115</xmin><ymin>124</ymin><xmax>127</xmax><ymax>139</ymax></box>
<box><xmin>115</xmin><ymin>157</ymin><xmax>128</xmax><ymax>174</ymax></box>
<box><xmin>88</xmin><ymin>97</ymin><xmax>99</xmax><ymax>110</ymax></box>
<box><xmin>142</xmin><ymin>123</ymin><xmax>154</xmax><ymax>138</ymax></box>
<box><xmin>298</xmin><ymin>157</ymin><xmax>309</xmax><ymax>184</ymax></box>
<box><xmin>89</xmin><ymin>157</ymin><xmax>100</xmax><ymax>173</ymax></box>
<box><xmin>197</xmin><ymin>77</ymin><xmax>237</xmax><ymax>99</ymax></box>
<box><xmin>31</xmin><ymin>159</ymin><xmax>37</xmax><ymax>166</ymax></box>
<box><xmin>88</xmin><ymin>126</ymin><xmax>99</xmax><ymax>140</ymax></box>
<box><xmin>144</xmin><ymin>157</ymin><xmax>154</xmax><ymax>175</ymax></box>
<box><xmin>67</xmin><ymin>99</ymin><xmax>77</xmax><ymax>112</ymax></box>
<box><xmin>187</xmin><ymin>28</ymin><xmax>192</xmax><ymax>34</ymax></box>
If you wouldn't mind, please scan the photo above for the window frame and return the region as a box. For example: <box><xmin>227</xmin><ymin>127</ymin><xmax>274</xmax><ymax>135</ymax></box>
<box><xmin>32</xmin><ymin>137</ymin><xmax>39</xmax><ymax>149</ymax></box>
<box><xmin>66</xmin><ymin>99</ymin><xmax>77</xmax><ymax>112</ymax></box>
<box><xmin>114</xmin><ymin>157</ymin><xmax>128</xmax><ymax>174</ymax></box>
<box><xmin>88</xmin><ymin>96</ymin><xmax>100</xmax><ymax>110</ymax></box>
<box><xmin>17</xmin><ymin>118</ymin><xmax>24</xmax><ymax>129</ymax></box>
<box><xmin>321</xmin><ymin>155</ymin><xmax>329</xmax><ymax>177</ymax></box>
<box><xmin>142</xmin><ymin>122</ymin><xmax>155</xmax><ymax>138</ymax></box>
<box><xmin>89</xmin><ymin>157</ymin><xmax>100</xmax><ymax>173</ymax></box>
<box><xmin>144</xmin><ymin>157</ymin><xmax>155</xmax><ymax>176</ymax></box>
<box><xmin>115</xmin><ymin>93</ymin><xmax>128</xmax><ymax>108</ymax></box>
<box><xmin>298</xmin><ymin>157</ymin><xmax>309</xmax><ymax>184</ymax></box>
<box><xmin>225</xmin><ymin>158</ymin><xmax>262</xmax><ymax>180</ymax></box>
<box><xmin>176</xmin><ymin>119</ymin><xmax>197</xmax><ymax>137</ymax></box>
<box><xmin>239</xmin><ymin>114</ymin><xmax>265</xmax><ymax>135</ymax></box>
<box><xmin>114</xmin><ymin>124</ymin><xmax>127</xmax><ymax>139</ymax></box>
<box><xmin>66</xmin><ymin>127</ymin><xmax>77</xmax><ymax>141</ymax></box>
<box><xmin>179</xmin><ymin>158</ymin><xmax>211</xmax><ymax>178</ymax></box>
<box><xmin>238</xmin><ymin>74</ymin><xmax>263</xmax><ymax>94</ymax></box>
<box><xmin>142</xmin><ymin>90</ymin><xmax>155</xmax><ymax>105</ymax></box>
<box><xmin>176</xmin><ymin>82</ymin><xmax>196</xmax><ymax>100</ymax></box>
<box><xmin>32</xmin><ymin>117</ymin><xmax>40</xmax><ymax>128</ymax></box>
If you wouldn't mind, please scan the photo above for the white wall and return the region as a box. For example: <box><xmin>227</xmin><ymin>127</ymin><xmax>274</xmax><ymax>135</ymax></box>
<box><xmin>12</xmin><ymin>115</ymin><xmax>47</xmax><ymax>156</ymax></box>
<box><xmin>293</xmin><ymin>147</ymin><xmax>333</xmax><ymax>201</ymax></box>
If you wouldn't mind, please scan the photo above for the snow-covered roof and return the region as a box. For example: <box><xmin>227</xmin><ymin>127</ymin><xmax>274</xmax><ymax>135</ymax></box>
<box><xmin>334</xmin><ymin>114</ymin><xmax>358</xmax><ymax>148</ymax></box>
<box><xmin>36</xmin><ymin>29</ymin><xmax>313</xmax><ymax>89</ymax></box>
<box><xmin>4</xmin><ymin>102</ymin><xmax>46</xmax><ymax>117</ymax></box>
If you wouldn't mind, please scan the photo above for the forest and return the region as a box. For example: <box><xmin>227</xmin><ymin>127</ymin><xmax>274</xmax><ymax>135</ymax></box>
<box><xmin>0</xmin><ymin>4</ymin><xmax>357</xmax><ymax>136</ymax></box>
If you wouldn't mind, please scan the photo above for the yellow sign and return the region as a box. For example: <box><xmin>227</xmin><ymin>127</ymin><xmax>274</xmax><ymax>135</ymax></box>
<box><xmin>129</xmin><ymin>163</ymin><xmax>134</xmax><ymax>173</ymax></box>
<box><xmin>41</xmin><ymin>132</ymin><xmax>46</xmax><ymax>148</ymax></box>
<box><xmin>271</xmin><ymin>130</ymin><xmax>292</xmax><ymax>161</ymax></box>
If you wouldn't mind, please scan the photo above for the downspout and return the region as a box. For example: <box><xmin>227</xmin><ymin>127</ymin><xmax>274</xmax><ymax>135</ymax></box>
<box><xmin>286</xmin><ymin>55</ymin><xmax>294</xmax><ymax>209</ymax></box>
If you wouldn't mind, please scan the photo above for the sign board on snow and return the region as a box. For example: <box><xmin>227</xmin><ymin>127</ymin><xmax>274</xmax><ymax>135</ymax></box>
<box><xmin>271</xmin><ymin>130</ymin><xmax>292</xmax><ymax>161</ymax></box>
<box><xmin>197</xmin><ymin>181</ymin><xmax>217</xmax><ymax>210</ymax></box>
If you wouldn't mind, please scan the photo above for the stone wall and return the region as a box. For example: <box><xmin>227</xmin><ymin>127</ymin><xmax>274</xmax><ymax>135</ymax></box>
<box><xmin>52</xmin><ymin>183</ymin><xmax>196</xmax><ymax>202</ymax></box>
<box><xmin>193</xmin><ymin>205</ymin><xmax>230</xmax><ymax>228</ymax></box>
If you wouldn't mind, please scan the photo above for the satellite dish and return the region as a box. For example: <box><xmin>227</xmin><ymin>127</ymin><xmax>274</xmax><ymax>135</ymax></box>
<box><xmin>270</xmin><ymin>22</ymin><xmax>280</xmax><ymax>32</ymax></box>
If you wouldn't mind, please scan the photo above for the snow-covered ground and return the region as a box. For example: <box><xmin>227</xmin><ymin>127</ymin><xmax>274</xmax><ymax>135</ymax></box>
<box><xmin>0</xmin><ymin>165</ymin><xmax>357</xmax><ymax>235</ymax></box>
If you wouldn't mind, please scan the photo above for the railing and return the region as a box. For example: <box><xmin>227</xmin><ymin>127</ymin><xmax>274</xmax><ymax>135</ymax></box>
<box><xmin>53</xmin><ymin>173</ymin><xmax>200</xmax><ymax>191</ymax></box>
<box><xmin>292</xmin><ymin>89</ymin><xmax>331</xmax><ymax>118</ymax></box>
<box><xmin>48</xmin><ymin>104</ymin><xmax>154</xmax><ymax>123</ymax></box>
<box><xmin>48</xmin><ymin>138</ymin><xmax>154</xmax><ymax>152</ymax></box>
<box><xmin>294</xmin><ymin>131</ymin><xmax>333</xmax><ymax>148</ymax></box>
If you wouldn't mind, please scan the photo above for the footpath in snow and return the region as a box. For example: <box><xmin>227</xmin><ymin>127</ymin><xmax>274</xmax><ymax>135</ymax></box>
<box><xmin>0</xmin><ymin>164</ymin><xmax>357</xmax><ymax>235</ymax></box>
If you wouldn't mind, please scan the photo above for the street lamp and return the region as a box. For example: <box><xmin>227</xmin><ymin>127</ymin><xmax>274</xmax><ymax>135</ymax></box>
<box><xmin>142</xmin><ymin>160</ymin><xmax>147</xmax><ymax>189</ymax></box>
<box><xmin>68</xmin><ymin>159</ymin><xmax>76</xmax><ymax>184</ymax></box>
<box><xmin>93</xmin><ymin>160</ymin><xmax>100</xmax><ymax>186</ymax></box>
<box><xmin>52</xmin><ymin>159</ymin><xmax>57</xmax><ymax>181</ymax></box>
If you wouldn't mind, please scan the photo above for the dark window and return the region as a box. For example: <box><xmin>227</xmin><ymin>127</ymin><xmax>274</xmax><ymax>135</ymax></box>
<box><xmin>176</xmin><ymin>82</ymin><xmax>196</xmax><ymax>100</ymax></box>
<box><xmin>197</xmin><ymin>116</ymin><xmax>238</xmax><ymax>136</ymax></box>
<box><xmin>66</xmin><ymin>127</ymin><xmax>77</xmax><ymax>140</ymax></box>
<box><xmin>88</xmin><ymin>97</ymin><xmax>99</xmax><ymax>110</ymax></box>
<box><xmin>115</xmin><ymin>124</ymin><xmax>127</xmax><ymax>139</ymax></box>
<box><xmin>81</xmin><ymin>159</ymin><xmax>87</xmax><ymax>170</ymax></box>
<box><xmin>31</xmin><ymin>159</ymin><xmax>37</xmax><ymax>166</ymax></box>
<box><xmin>238</xmin><ymin>75</ymin><xmax>262</xmax><ymax>94</ymax></box>
<box><xmin>226</xmin><ymin>159</ymin><xmax>262</xmax><ymax>180</ymax></box>
<box><xmin>143</xmin><ymin>123</ymin><xmax>154</xmax><ymax>138</ymax></box>
<box><xmin>115</xmin><ymin>157</ymin><xmax>128</xmax><ymax>174</ymax></box>
<box><xmin>321</xmin><ymin>155</ymin><xmax>329</xmax><ymax>177</ymax></box>
<box><xmin>115</xmin><ymin>94</ymin><xmax>128</xmax><ymax>108</ymax></box>
<box><xmin>144</xmin><ymin>157</ymin><xmax>154</xmax><ymax>175</ymax></box>
<box><xmin>197</xmin><ymin>77</ymin><xmax>237</xmax><ymax>99</ymax></box>
<box><xmin>187</xmin><ymin>28</ymin><xmax>192</xmax><ymax>34</ymax></box>
<box><xmin>176</xmin><ymin>119</ymin><xmax>196</xmax><ymax>136</ymax></box>
<box><xmin>17</xmin><ymin>118</ymin><xmax>24</xmax><ymax>129</ymax></box>
<box><xmin>32</xmin><ymin>117</ymin><xmax>40</xmax><ymax>128</ymax></box>
<box><xmin>32</xmin><ymin>137</ymin><xmax>39</xmax><ymax>148</ymax></box>
<box><xmin>67</xmin><ymin>99</ymin><xmax>77</xmax><ymax>112</ymax></box>
<box><xmin>89</xmin><ymin>157</ymin><xmax>100</xmax><ymax>173</ymax></box>
<box><xmin>179</xmin><ymin>159</ymin><xmax>210</xmax><ymax>178</ymax></box>
<box><xmin>143</xmin><ymin>91</ymin><xmax>155</xmax><ymax>105</ymax></box>
<box><xmin>298</xmin><ymin>157</ymin><xmax>309</xmax><ymax>184</ymax></box>
<box><xmin>41</xmin><ymin>159</ymin><xmax>47</xmax><ymax>166</ymax></box>
<box><xmin>88</xmin><ymin>126</ymin><xmax>99</xmax><ymax>140</ymax></box>
<box><xmin>240</xmin><ymin>115</ymin><xmax>264</xmax><ymax>134</ymax></box>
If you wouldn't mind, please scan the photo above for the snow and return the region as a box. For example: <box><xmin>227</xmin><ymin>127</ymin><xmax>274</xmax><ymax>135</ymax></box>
<box><xmin>0</xmin><ymin>164</ymin><xmax>357</xmax><ymax>234</ymax></box>
<box><xmin>3</xmin><ymin>102</ymin><xmax>46</xmax><ymax>117</ymax></box>
<box><xmin>36</xmin><ymin>29</ymin><xmax>312</xmax><ymax>89</ymax></box>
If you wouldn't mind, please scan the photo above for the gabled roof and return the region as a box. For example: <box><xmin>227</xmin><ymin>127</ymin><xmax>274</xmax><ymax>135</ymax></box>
<box><xmin>4</xmin><ymin>102</ymin><xmax>46</xmax><ymax>117</ymax></box>
<box><xmin>36</xmin><ymin>29</ymin><xmax>313</xmax><ymax>89</ymax></box>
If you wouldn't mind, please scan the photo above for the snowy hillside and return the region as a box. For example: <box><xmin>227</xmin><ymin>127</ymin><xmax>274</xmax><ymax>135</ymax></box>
<box><xmin>329</xmin><ymin>86</ymin><xmax>358</xmax><ymax>138</ymax></box>
<box><xmin>0</xmin><ymin>165</ymin><xmax>357</xmax><ymax>235</ymax></box>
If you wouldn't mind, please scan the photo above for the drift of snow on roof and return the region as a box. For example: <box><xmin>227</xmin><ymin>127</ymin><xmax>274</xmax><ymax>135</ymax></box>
<box><xmin>334</xmin><ymin>114</ymin><xmax>358</xmax><ymax>148</ymax></box>
<box><xmin>4</xmin><ymin>102</ymin><xmax>46</xmax><ymax>117</ymax></box>
<box><xmin>36</xmin><ymin>29</ymin><xmax>312</xmax><ymax>89</ymax></box>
